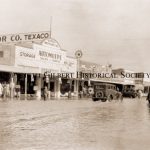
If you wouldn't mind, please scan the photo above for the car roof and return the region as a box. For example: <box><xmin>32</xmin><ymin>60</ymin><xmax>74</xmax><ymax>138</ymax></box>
<box><xmin>94</xmin><ymin>83</ymin><xmax>115</xmax><ymax>86</ymax></box>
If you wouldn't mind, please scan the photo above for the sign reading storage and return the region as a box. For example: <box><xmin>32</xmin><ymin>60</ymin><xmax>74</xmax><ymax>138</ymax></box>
<box><xmin>15</xmin><ymin>46</ymin><xmax>38</xmax><ymax>67</ymax></box>
<box><xmin>0</xmin><ymin>31</ymin><xmax>50</xmax><ymax>43</ymax></box>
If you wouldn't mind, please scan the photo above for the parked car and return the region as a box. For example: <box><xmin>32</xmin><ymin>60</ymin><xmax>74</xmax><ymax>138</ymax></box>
<box><xmin>122</xmin><ymin>89</ymin><xmax>137</xmax><ymax>98</ymax></box>
<box><xmin>92</xmin><ymin>83</ymin><xmax>123</xmax><ymax>102</ymax></box>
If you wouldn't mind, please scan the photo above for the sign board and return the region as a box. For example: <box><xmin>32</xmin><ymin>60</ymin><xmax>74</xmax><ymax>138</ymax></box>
<box><xmin>75</xmin><ymin>50</ymin><xmax>83</xmax><ymax>58</ymax></box>
<box><xmin>15</xmin><ymin>41</ymin><xmax>77</xmax><ymax>75</ymax></box>
<box><xmin>15</xmin><ymin>44</ymin><xmax>63</xmax><ymax>72</ymax></box>
<box><xmin>61</xmin><ymin>57</ymin><xmax>77</xmax><ymax>77</ymax></box>
<box><xmin>0</xmin><ymin>31</ymin><xmax>50</xmax><ymax>43</ymax></box>
<box><xmin>15</xmin><ymin>46</ymin><xmax>38</xmax><ymax>67</ymax></box>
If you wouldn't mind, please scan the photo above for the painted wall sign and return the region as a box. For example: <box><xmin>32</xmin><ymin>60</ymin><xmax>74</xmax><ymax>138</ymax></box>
<box><xmin>15</xmin><ymin>41</ymin><xmax>77</xmax><ymax>74</ymax></box>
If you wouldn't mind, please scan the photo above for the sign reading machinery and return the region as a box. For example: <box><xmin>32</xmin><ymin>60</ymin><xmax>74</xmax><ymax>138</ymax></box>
<box><xmin>0</xmin><ymin>31</ymin><xmax>50</xmax><ymax>43</ymax></box>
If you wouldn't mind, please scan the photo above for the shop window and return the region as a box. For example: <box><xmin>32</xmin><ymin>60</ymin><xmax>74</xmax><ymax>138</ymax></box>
<box><xmin>61</xmin><ymin>79</ymin><xmax>70</xmax><ymax>94</ymax></box>
<box><xmin>0</xmin><ymin>51</ymin><xmax>3</xmax><ymax>57</ymax></box>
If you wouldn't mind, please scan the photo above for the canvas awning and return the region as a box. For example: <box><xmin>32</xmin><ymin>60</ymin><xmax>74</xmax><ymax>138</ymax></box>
<box><xmin>0</xmin><ymin>64</ymin><xmax>41</xmax><ymax>74</ymax></box>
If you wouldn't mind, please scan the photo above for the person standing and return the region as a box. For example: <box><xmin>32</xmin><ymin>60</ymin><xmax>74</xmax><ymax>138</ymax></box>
<box><xmin>137</xmin><ymin>90</ymin><xmax>142</xmax><ymax>99</ymax></box>
<box><xmin>6</xmin><ymin>83</ymin><xmax>10</xmax><ymax>97</ymax></box>
<box><xmin>68</xmin><ymin>90</ymin><xmax>71</xmax><ymax>99</ymax></box>
<box><xmin>79</xmin><ymin>84</ymin><xmax>83</xmax><ymax>99</ymax></box>
<box><xmin>146</xmin><ymin>90</ymin><xmax>150</xmax><ymax>103</ymax></box>
<box><xmin>44</xmin><ymin>86</ymin><xmax>48</xmax><ymax>101</ymax></box>
<box><xmin>3</xmin><ymin>82</ymin><xmax>7</xmax><ymax>99</ymax></box>
<box><xmin>0</xmin><ymin>83</ymin><xmax>3</xmax><ymax>97</ymax></box>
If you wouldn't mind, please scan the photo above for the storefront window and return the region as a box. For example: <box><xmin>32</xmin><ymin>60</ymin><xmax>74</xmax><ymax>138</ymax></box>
<box><xmin>0</xmin><ymin>72</ymin><xmax>11</xmax><ymax>83</ymax></box>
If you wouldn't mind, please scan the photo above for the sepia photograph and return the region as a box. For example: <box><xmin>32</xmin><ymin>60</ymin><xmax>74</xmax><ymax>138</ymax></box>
<box><xmin>0</xmin><ymin>0</ymin><xmax>150</xmax><ymax>150</ymax></box>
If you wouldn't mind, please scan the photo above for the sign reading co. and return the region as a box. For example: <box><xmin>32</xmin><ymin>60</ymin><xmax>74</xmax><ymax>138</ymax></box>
<box><xmin>0</xmin><ymin>31</ymin><xmax>50</xmax><ymax>43</ymax></box>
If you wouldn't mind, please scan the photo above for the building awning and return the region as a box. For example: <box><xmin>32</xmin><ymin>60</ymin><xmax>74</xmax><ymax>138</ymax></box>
<box><xmin>90</xmin><ymin>78</ymin><xmax>135</xmax><ymax>85</ymax></box>
<box><xmin>0</xmin><ymin>64</ymin><xmax>41</xmax><ymax>74</ymax></box>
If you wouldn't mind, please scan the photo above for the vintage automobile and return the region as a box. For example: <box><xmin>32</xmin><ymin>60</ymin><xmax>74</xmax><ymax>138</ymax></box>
<box><xmin>122</xmin><ymin>85</ymin><xmax>138</xmax><ymax>98</ymax></box>
<box><xmin>122</xmin><ymin>89</ymin><xmax>137</xmax><ymax>98</ymax></box>
<box><xmin>92</xmin><ymin>83</ymin><xmax>123</xmax><ymax>102</ymax></box>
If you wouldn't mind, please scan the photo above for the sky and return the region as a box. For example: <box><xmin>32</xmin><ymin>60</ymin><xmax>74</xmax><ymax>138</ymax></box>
<box><xmin>0</xmin><ymin>0</ymin><xmax>150</xmax><ymax>72</ymax></box>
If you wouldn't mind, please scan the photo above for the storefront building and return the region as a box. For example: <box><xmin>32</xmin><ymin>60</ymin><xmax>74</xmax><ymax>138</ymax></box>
<box><xmin>0</xmin><ymin>38</ymin><xmax>77</xmax><ymax>99</ymax></box>
<box><xmin>78</xmin><ymin>61</ymin><xmax>113</xmax><ymax>96</ymax></box>
<box><xmin>0</xmin><ymin>34</ymin><xmax>148</xmax><ymax>99</ymax></box>
<box><xmin>78</xmin><ymin>64</ymin><xmax>137</xmax><ymax>95</ymax></box>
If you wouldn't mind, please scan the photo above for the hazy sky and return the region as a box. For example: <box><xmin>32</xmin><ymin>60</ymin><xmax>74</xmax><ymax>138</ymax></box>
<box><xmin>0</xmin><ymin>0</ymin><xmax>150</xmax><ymax>72</ymax></box>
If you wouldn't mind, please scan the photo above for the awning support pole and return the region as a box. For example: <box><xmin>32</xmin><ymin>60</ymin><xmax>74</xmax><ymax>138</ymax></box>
<box><xmin>25</xmin><ymin>74</ymin><xmax>27</xmax><ymax>100</ymax></box>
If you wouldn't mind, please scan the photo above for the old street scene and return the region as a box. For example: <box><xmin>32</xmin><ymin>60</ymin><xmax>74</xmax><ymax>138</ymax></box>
<box><xmin>1</xmin><ymin>0</ymin><xmax>150</xmax><ymax>150</ymax></box>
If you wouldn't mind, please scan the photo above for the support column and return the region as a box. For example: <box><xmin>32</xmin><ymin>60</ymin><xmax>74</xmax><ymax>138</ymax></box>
<box><xmin>10</xmin><ymin>74</ymin><xmax>15</xmax><ymax>99</ymax></box>
<box><xmin>25</xmin><ymin>74</ymin><xmax>27</xmax><ymax>100</ymax></box>
<box><xmin>47</xmin><ymin>79</ymin><xmax>51</xmax><ymax>99</ymax></box>
<box><xmin>74</xmin><ymin>80</ymin><xmax>78</xmax><ymax>96</ymax></box>
<box><xmin>76</xmin><ymin>58</ymin><xmax>80</xmax><ymax>97</ymax></box>
<box><xmin>57</xmin><ymin>79</ymin><xmax>61</xmax><ymax>98</ymax></box>
<box><xmin>35</xmin><ymin>75</ymin><xmax>41</xmax><ymax>100</ymax></box>
<box><xmin>55</xmin><ymin>78</ymin><xmax>61</xmax><ymax>98</ymax></box>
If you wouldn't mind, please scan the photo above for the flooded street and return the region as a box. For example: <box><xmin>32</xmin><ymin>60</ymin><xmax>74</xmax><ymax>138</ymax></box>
<box><xmin>0</xmin><ymin>98</ymin><xmax>150</xmax><ymax>150</ymax></box>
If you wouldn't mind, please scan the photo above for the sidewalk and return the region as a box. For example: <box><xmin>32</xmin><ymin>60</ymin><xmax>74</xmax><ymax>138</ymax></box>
<box><xmin>0</xmin><ymin>95</ymin><xmax>92</xmax><ymax>101</ymax></box>
<box><xmin>48</xmin><ymin>96</ymin><xmax>92</xmax><ymax>101</ymax></box>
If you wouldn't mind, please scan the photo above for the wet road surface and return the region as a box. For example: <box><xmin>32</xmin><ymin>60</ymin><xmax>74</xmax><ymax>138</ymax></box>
<box><xmin>0</xmin><ymin>98</ymin><xmax>150</xmax><ymax>150</ymax></box>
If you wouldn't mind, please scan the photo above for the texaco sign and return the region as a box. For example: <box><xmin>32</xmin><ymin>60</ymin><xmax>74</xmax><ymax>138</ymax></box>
<box><xmin>0</xmin><ymin>31</ymin><xmax>50</xmax><ymax>43</ymax></box>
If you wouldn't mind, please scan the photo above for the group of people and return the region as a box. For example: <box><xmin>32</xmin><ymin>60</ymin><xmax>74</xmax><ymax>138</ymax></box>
<box><xmin>0</xmin><ymin>82</ymin><xmax>11</xmax><ymax>98</ymax></box>
<box><xmin>0</xmin><ymin>82</ymin><xmax>20</xmax><ymax>99</ymax></box>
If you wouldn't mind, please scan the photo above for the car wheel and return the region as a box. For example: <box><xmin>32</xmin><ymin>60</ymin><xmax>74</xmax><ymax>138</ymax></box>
<box><xmin>96</xmin><ymin>91</ymin><xmax>103</xmax><ymax>99</ymax></box>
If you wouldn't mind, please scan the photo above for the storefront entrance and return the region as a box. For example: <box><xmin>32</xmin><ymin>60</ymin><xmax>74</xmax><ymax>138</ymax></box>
<box><xmin>16</xmin><ymin>74</ymin><xmax>36</xmax><ymax>94</ymax></box>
